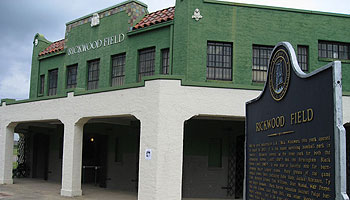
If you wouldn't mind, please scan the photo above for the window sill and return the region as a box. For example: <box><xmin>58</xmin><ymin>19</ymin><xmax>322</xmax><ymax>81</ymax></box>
<box><xmin>318</xmin><ymin>58</ymin><xmax>350</xmax><ymax>64</ymax></box>
<box><xmin>251</xmin><ymin>81</ymin><xmax>265</xmax><ymax>86</ymax></box>
<box><xmin>206</xmin><ymin>79</ymin><xmax>233</xmax><ymax>83</ymax></box>
<box><xmin>65</xmin><ymin>88</ymin><xmax>75</xmax><ymax>93</ymax></box>
<box><xmin>37</xmin><ymin>94</ymin><xmax>44</xmax><ymax>97</ymax></box>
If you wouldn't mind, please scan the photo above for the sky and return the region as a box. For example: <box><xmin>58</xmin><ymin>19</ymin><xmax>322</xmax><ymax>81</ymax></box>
<box><xmin>0</xmin><ymin>0</ymin><xmax>349</xmax><ymax>100</ymax></box>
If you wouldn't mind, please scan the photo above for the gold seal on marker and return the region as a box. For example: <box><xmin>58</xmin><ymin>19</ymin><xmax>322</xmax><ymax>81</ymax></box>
<box><xmin>268</xmin><ymin>47</ymin><xmax>291</xmax><ymax>101</ymax></box>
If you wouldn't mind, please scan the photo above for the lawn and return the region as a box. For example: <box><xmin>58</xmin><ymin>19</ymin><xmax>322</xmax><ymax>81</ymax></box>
<box><xmin>13</xmin><ymin>145</ymin><xmax>18</xmax><ymax>169</ymax></box>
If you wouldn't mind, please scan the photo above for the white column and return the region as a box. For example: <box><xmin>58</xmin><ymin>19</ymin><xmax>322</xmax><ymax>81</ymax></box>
<box><xmin>60</xmin><ymin>119</ymin><xmax>85</xmax><ymax>197</ymax></box>
<box><xmin>0</xmin><ymin>122</ymin><xmax>15</xmax><ymax>184</ymax></box>
<box><xmin>138</xmin><ymin>114</ymin><xmax>187</xmax><ymax>200</ymax></box>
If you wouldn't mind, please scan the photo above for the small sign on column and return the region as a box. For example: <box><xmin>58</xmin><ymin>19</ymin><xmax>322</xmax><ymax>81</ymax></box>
<box><xmin>145</xmin><ymin>149</ymin><xmax>152</xmax><ymax>160</ymax></box>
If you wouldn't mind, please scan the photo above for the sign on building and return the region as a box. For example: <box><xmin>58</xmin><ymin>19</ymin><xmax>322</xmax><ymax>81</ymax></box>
<box><xmin>245</xmin><ymin>42</ymin><xmax>349</xmax><ymax>200</ymax></box>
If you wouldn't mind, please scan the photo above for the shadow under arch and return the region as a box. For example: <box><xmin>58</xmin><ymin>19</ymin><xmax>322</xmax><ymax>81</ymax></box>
<box><xmin>11</xmin><ymin>119</ymin><xmax>64</xmax><ymax>183</ymax></box>
<box><xmin>79</xmin><ymin>114</ymin><xmax>140</xmax><ymax>195</ymax></box>
<box><xmin>182</xmin><ymin>114</ymin><xmax>245</xmax><ymax>199</ymax></box>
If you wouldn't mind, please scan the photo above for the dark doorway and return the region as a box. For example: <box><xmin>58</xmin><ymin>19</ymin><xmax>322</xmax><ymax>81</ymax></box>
<box><xmin>82</xmin><ymin>133</ymin><xmax>108</xmax><ymax>187</ymax></box>
<box><xmin>132</xmin><ymin>121</ymin><xmax>140</xmax><ymax>192</ymax></box>
<box><xmin>182</xmin><ymin>117</ymin><xmax>245</xmax><ymax>199</ymax></box>
<box><xmin>32</xmin><ymin>133</ymin><xmax>50</xmax><ymax>180</ymax></box>
<box><xmin>13</xmin><ymin>121</ymin><xmax>64</xmax><ymax>183</ymax></box>
<box><xmin>82</xmin><ymin>116</ymin><xmax>140</xmax><ymax>194</ymax></box>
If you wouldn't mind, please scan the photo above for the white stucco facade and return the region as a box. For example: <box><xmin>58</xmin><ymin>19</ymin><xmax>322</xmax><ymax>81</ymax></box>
<box><xmin>0</xmin><ymin>79</ymin><xmax>349</xmax><ymax>200</ymax></box>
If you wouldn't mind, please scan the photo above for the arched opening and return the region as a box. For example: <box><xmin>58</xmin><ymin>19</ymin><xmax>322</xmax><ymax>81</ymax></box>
<box><xmin>13</xmin><ymin>120</ymin><xmax>63</xmax><ymax>182</ymax></box>
<box><xmin>182</xmin><ymin>115</ymin><xmax>245</xmax><ymax>200</ymax></box>
<box><xmin>82</xmin><ymin>115</ymin><xmax>140</xmax><ymax>195</ymax></box>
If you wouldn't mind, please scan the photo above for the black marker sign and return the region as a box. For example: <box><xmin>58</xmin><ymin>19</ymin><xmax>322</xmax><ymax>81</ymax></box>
<box><xmin>245</xmin><ymin>42</ymin><xmax>348</xmax><ymax>200</ymax></box>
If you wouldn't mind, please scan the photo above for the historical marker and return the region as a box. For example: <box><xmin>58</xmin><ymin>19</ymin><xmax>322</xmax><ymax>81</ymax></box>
<box><xmin>245</xmin><ymin>42</ymin><xmax>349</xmax><ymax>200</ymax></box>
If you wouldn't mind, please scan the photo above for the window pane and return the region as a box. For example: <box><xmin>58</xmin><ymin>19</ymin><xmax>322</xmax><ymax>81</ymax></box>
<box><xmin>319</xmin><ymin>41</ymin><xmax>350</xmax><ymax>60</ymax></box>
<box><xmin>111</xmin><ymin>53</ymin><xmax>126</xmax><ymax>86</ymax></box>
<box><xmin>138</xmin><ymin>47</ymin><xmax>155</xmax><ymax>81</ymax></box>
<box><xmin>162</xmin><ymin>49</ymin><xmax>170</xmax><ymax>75</ymax></box>
<box><xmin>297</xmin><ymin>46</ymin><xmax>308</xmax><ymax>72</ymax></box>
<box><xmin>252</xmin><ymin>45</ymin><xmax>273</xmax><ymax>82</ymax></box>
<box><xmin>48</xmin><ymin>69</ymin><xmax>58</xmax><ymax>96</ymax></box>
<box><xmin>87</xmin><ymin>60</ymin><xmax>99</xmax><ymax>90</ymax></box>
<box><xmin>39</xmin><ymin>75</ymin><xmax>45</xmax><ymax>95</ymax></box>
<box><xmin>67</xmin><ymin>65</ymin><xmax>78</xmax><ymax>89</ymax></box>
<box><xmin>206</xmin><ymin>42</ymin><xmax>232</xmax><ymax>81</ymax></box>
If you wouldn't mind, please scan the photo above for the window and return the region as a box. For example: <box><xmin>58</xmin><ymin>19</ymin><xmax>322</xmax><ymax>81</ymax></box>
<box><xmin>48</xmin><ymin>69</ymin><xmax>58</xmax><ymax>96</ymax></box>
<box><xmin>297</xmin><ymin>46</ymin><xmax>308</xmax><ymax>72</ymax></box>
<box><xmin>111</xmin><ymin>53</ymin><xmax>126</xmax><ymax>86</ymax></box>
<box><xmin>318</xmin><ymin>41</ymin><xmax>350</xmax><ymax>60</ymax></box>
<box><xmin>39</xmin><ymin>75</ymin><xmax>45</xmax><ymax>95</ymax></box>
<box><xmin>161</xmin><ymin>49</ymin><xmax>170</xmax><ymax>75</ymax></box>
<box><xmin>87</xmin><ymin>59</ymin><xmax>99</xmax><ymax>90</ymax></box>
<box><xmin>207</xmin><ymin>42</ymin><xmax>232</xmax><ymax>81</ymax></box>
<box><xmin>252</xmin><ymin>45</ymin><xmax>273</xmax><ymax>82</ymax></box>
<box><xmin>66</xmin><ymin>64</ymin><xmax>78</xmax><ymax>89</ymax></box>
<box><xmin>138</xmin><ymin>47</ymin><xmax>155</xmax><ymax>81</ymax></box>
<box><xmin>208</xmin><ymin>138</ymin><xmax>222</xmax><ymax>168</ymax></box>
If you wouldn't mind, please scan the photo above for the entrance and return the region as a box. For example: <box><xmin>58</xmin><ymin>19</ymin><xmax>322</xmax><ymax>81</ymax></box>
<box><xmin>82</xmin><ymin>116</ymin><xmax>140</xmax><ymax>194</ymax></box>
<box><xmin>82</xmin><ymin>133</ymin><xmax>108</xmax><ymax>187</ymax></box>
<box><xmin>182</xmin><ymin>116</ymin><xmax>245</xmax><ymax>199</ymax></box>
<box><xmin>13</xmin><ymin>121</ymin><xmax>63</xmax><ymax>182</ymax></box>
<box><xmin>32</xmin><ymin>133</ymin><xmax>50</xmax><ymax>180</ymax></box>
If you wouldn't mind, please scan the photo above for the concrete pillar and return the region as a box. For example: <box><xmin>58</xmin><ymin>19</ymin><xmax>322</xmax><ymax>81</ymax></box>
<box><xmin>138</xmin><ymin>114</ymin><xmax>187</xmax><ymax>200</ymax></box>
<box><xmin>60</xmin><ymin>119</ymin><xmax>86</xmax><ymax>197</ymax></box>
<box><xmin>0</xmin><ymin>122</ymin><xmax>15</xmax><ymax>184</ymax></box>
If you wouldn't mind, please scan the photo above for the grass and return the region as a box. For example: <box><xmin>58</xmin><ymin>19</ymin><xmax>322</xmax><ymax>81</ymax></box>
<box><xmin>13</xmin><ymin>145</ymin><xmax>18</xmax><ymax>169</ymax></box>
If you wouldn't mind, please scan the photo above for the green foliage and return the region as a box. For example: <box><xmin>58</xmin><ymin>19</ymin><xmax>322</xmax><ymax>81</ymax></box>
<box><xmin>13</xmin><ymin>145</ymin><xmax>18</xmax><ymax>169</ymax></box>
<box><xmin>13</xmin><ymin>162</ymin><xmax>18</xmax><ymax>170</ymax></box>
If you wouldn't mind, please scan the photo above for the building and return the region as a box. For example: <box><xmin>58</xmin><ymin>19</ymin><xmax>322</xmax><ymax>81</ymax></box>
<box><xmin>0</xmin><ymin>0</ymin><xmax>349</xmax><ymax>199</ymax></box>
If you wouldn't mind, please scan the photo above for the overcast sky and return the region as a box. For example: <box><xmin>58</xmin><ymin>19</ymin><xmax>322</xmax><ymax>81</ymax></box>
<box><xmin>0</xmin><ymin>0</ymin><xmax>349</xmax><ymax>100</ymax></box>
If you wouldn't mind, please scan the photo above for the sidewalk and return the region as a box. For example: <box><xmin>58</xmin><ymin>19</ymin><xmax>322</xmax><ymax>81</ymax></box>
<box><xmin>0</xmin><ymin>178</ymin><xmax>241</xmax><ymax>200</ymax></box>
<box><xmin>0</xmin><ymin>178</ymin><xmax>137</xmax><ymax>200</ymax></box>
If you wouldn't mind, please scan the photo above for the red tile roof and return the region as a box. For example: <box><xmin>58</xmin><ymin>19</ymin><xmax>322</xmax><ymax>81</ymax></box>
<box><xmin>133</xmin><ymin>6</ymin><xmax>175</xmax><ymax>30</ymax></box>
<box><xmin>38</xmin><ymin>39</ymin><xmax>65</xmax><ymax>56</ymax></box>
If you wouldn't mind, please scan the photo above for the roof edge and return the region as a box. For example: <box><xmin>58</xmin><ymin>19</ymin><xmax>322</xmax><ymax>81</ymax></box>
<box><xmin>34</xmin><ymin>33</ymin><xmax>52</xmax><ymax>45</ymax></box>
<box><xmin>38</xmin><ymin>39</ymin><xmax>65</xmax><ymax>57</ymax></box>
<box><xmin>204</xmin><ymin>0</ymin><xmax>350</xmax><ymax>18</ymax></box>
<box><xmin>132</xmin><ymin>6</ymin><xmax>175</xmax><ymax>30</ymax></box>
<box><xmin>66</xmin><ymin>0</ymin><xmax>148</xmax><ymax>26</ymax></box>
<box><xmin>128</xmin><ymin>20</ymin><xmax>173</xmax><ymax>35</ymax></box>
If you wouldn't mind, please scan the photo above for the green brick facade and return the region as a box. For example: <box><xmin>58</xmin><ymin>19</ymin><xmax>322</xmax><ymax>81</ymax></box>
<box><xmin>14</xmin><ymin>0</ymin><xmax>350</xmax><ymax>103</ymax></box>
<box><xmin>1</xmin><ymin>1</ymin><xmax>350</xmax><ymax>198</ymax></box>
